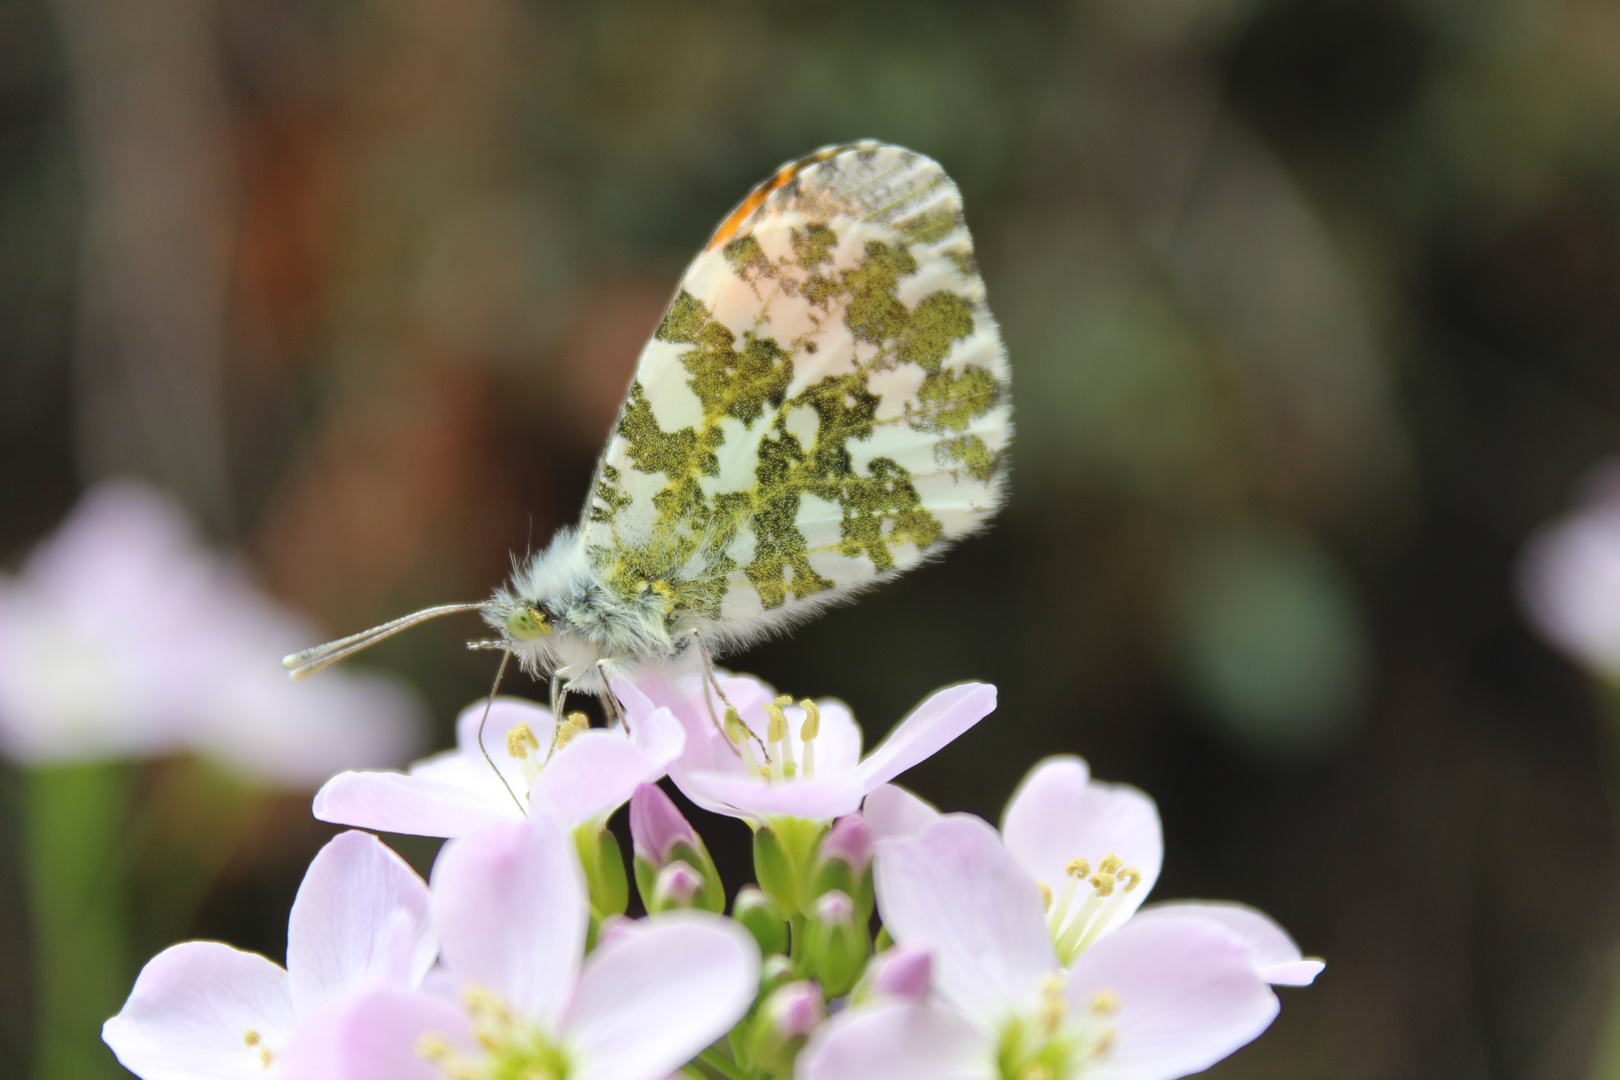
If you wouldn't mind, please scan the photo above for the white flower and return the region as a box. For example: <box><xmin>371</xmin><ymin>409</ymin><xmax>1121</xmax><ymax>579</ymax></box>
<box><xmin>289</xmin><ymin>814</ymin><xmax>760</xmax><ymax>1080</ymax></box>
<box><xmin>102</xmin><ymin>831</ymin><xmax>436</xmax><ymax>1079</ymax></box>
<box><xmin>313</xmin><ymin>696</ymin><xmax>685</xmax><ymax>837</ymax></box>
<box><xmin>801</xmin><ymin>817</ymin><xmax>1284</xmax><ymax>1080</ymax></box>
<box><xmin>0</xmin><ymin>480</ymin><xmax>423</xmax><ymax>783</ymax></box>
<box><xmin>1520</xmin><ymin>461</ymin><xmax>1620</xmax><ymax>678</ymax></box>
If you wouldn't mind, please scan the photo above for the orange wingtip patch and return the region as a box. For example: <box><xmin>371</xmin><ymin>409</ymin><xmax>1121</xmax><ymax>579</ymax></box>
<box><xmin>703</xmin><ymin>144</ymin><xmax>853</xmax><ymax>252</ymax></box>
<box><xmin>705</xmin><ymin>163</ymin><xmax>803</xmax><ymax>252</ymax></box>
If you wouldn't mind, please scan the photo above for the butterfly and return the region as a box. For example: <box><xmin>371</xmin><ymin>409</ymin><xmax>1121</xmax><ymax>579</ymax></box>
<box><xmin>285</xmin><ymin>141</ymin><xmax>1012</xmax><ymax>717</ymax></box>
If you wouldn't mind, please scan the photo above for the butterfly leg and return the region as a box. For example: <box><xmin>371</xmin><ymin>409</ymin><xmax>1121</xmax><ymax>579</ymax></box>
<box><xmin>692</xmin><ymin>632</ymin><xmax>770</xmax><ymax>764</ymax></box>
<box><xmin>594</xmin><ymin>659</ymin><xmax>631</xmax><ymax>732</ymax></box>
<box><xmin>477</xmin><ymin>646</ymin><xmax>526</xmax><ymax>815</ymax></box>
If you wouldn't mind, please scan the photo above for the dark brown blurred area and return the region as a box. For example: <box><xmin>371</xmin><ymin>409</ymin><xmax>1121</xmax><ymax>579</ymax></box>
<box><xmin>6</xmin><ymin>0</ymin><xmax>1620</xmax><ymax>1076</ymax></box>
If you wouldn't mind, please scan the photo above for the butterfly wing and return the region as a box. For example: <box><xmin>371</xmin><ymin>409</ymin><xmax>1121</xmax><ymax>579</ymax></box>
<box><xmin>579</xmin><ymin>142</ymin><xmax>1011</xmax><ymax>652</ymax></box>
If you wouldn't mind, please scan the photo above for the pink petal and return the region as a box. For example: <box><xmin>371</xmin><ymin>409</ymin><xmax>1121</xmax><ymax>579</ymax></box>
<box><xmin>455</xmin><ymin>697</ymin><xmax>557</xmax><ymax>756</ymax></box>
<box><xmin>1132</xmin><ymin>902</ymin><xmax>1324</xmax><ymax>985</ymax></box>
<box><xmin>619</xmin><ymin>671</ymin><xmax>775</xmax><ymax>789</ymax></box>
<box><xmin>277</xmin><ymin>989</ymin><xmax>472</xmax><ymax>1080</ymax></box>
<box><xmin>675</xmin><ymin>770</ymin><xmax>869</xmax><ymax>821</ymax></box>
<box><xmin>102</xmin><ymin>941</ymin><xmax>296</xmax><ymax>1080</ymax></box>
<box><xmin>286</xmin><ymin>832</ymin><xmax>435</xmax><ymax>1012</ymax></box>
<box><xmin>1000</xmin><ymin>757</ymin><xmax>1162</xmax><ymax>929</ymax></box>
<box><xmin>529</xmin><ymin>710</ymin><xmax>685</xmax><ymax>826</ymax></box>
<box><xmin>431</xmin><ymin>815</ymin><xmax>586</xmax><ymax>1026</ymax></box>
<box><xmin>311</xmin><ymin>698</ymin><xmax>549</xmax><ymax>837</ymax></box>
<box><xmin>852</xmin><ymin>684</ymin><xmax>997</xmax><ymax>790</ymax></box>
<box><xmin>313</xmin><ymin>770</ymin><xmax>518</xmax><ymax>838</ymax></box>
<box><xmin>629</xmin><ymin>783</ymin><xmax>700</xmax><ymax>864</ymax></box>
<box><xmin>869</xmin><ymin>943</ymin><xmax>935</xmax><ymax>1002</ymax></box>
<box><xmin>798</xmin><ymin>1002</ymin><xmax>992</xmax><ymax>1080</ymax></box>
<box><xmin>1067</xmin><ymin>915</ymin><xmax>1279</xmax><ymax>1080</ymax></box>
<box><xmin>193</xmin><ymin>636</ymin><xmax>425</xmax><ymax>787</ymax></box>
<box><xmin>862</xmin><ymin>784</ymin><xmax>941</xmax><ymax>841</ymax></box>
<box><xmin>874</xmin><ymin>816</ymin><xmax>1056</xmax><ymax>1022</ymax></box>
<box><xmin>564</xmin><ymin>913</ymin><xmax>761</xmax><ymax>1080</ymax></box>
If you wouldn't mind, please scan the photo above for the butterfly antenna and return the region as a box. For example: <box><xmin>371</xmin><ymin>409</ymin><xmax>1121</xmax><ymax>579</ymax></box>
<box><xmin>282</xmin><ymin>602</ymin><xmax>487</xmax><ymax>680</ymax></box>
<box><xmin>477</xmin><ymin>645</ymin><xmax>526</xmax><ymax>816</ymax></box>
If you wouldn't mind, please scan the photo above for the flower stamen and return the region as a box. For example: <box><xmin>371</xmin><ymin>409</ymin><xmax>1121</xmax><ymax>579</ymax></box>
<box><xmin>764</xmin><ymin>696</ymin><xmax>796</xmax><ymax>783</ymax></box>
<box><xmin>799</xmin><ymin>699</ymin><xmax>819</xmax><ymax>778</ymax></box>
<box><xmin>1049</xmin><ymin>853</ymin><xmax>1143</xmax><ymax>962</ymax></box>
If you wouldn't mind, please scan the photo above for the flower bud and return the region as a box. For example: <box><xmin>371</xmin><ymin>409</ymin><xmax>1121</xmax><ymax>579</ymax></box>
<box><xmin>744</xmin><ymin>980</ymin><xmax>825</xmax><ymax>1077</ymax></box>
<box><xmin>759</xmin><ymin>953</ymin><xmax>794</xmax><ymax>994</ymax></box>
<box><xmin>648</xmin><ymin>860</ymin><xmax>703</xmax><ymax>912</ymax></box>
<box><xmin>572</xmin><ymin>823</ymin><xmax>628</xmax><ymax>919</ymax></box>
<box><xmin>803</xmin><ymin>889</ymin><xmax>869</xmax><ymax>997</ymax></box>
<box><xmin>752</xmin><ymin>817</ymin><xmax>827</xmax><ymax>917</ymax></box>
<box><xmin>629</xmin><ymin>782</ymin><xmax>697</xmax><ymax>863</ymax></box>
<box><xmin>629</xmin><ymin>783</ymin><xmax>723</xmax><ymax>912</ymax></box>
<box><xmin>732</xmin><ymin>885</ymin><xmax>789</xmax><ymax>956</ymax></box>
<box><xmin>807</xmin><ymin>814</ymin><xmax>873</xmax><ymax>916</ymax></box>
<box><xmin>857</xmin><ymin>942</ymin><xmax>933</xmax><ymax>1004</ymax></box>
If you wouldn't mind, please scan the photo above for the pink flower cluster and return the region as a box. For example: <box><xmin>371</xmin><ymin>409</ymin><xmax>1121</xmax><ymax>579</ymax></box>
<box><xmin>104</xmin><ymin>670</ymin><xmax>1320</xmax><ymax>1080</ymax></box>
<box><xmin>0</xmin><ymin>481</ymin><xmax>423</xmax><ymax>783</ymax></box>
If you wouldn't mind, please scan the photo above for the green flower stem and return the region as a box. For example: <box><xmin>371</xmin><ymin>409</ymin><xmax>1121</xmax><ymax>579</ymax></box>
<box><xmin>788</xmin><ymin>913</ymin><xmax>810</xmax><ymax>974</ymax></box>
<box><xmin>698</xmin><ymin>1046</ymin><xmax>753</xmax><ymax>1080</ymax></box>
<box><xmin>26</xmin><ymin>761</ymin><xmax>133</xmax><ymax>1080</ymax></box>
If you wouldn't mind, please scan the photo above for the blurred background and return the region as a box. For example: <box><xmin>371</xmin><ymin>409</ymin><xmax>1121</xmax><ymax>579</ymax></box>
<box><xmin>4</xmin><ymin>0</ymin><xmax>1620</xmax><ymax>1076</ymax></box>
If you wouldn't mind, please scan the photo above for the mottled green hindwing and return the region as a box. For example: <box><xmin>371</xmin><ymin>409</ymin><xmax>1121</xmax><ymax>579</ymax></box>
<box><xmin>580</xmin><ymin>142</ymin><xmax>1011</xmax><ymax>646</ymax></box>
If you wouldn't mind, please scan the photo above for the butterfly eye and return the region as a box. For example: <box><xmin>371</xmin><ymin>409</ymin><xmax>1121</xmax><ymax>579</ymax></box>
<box><xmin>506</xmin><ymin>605</ymin><xmax>551</xmax><ymax>641</ymax></box>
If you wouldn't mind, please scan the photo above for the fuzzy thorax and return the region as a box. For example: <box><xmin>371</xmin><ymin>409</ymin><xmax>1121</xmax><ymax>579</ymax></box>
<box><xmin>481</xmin><ymin>528</ymin><xmax>699</xmax><ymax>696</ymax></box>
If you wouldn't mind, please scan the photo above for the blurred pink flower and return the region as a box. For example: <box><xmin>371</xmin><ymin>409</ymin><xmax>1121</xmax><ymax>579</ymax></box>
<box><xmin>800</xmin><ymin>817</ymin><xmax>1284</xmax><ymax>1080</ymax></box>
<box><xmin>617</xmin><ymin>671</ymin><xmax>995</xmax><ymax>822</ymax></box>
<box><xmin>314</xmin><ymin>696</ymin><xmax>684</xmax><ymax>837</ymax></box>
<box><xmin>102</xmin><ymin>831</ymin><xmax>435</xmax><ymax>1080</ymax></box>
<box><xmin>0</xmin><ymin>480</ymin><xmax>423</xmax><ymax>783</ymax></box>
<box><xmin>290</xmin><ymin>814</ymin><xmax>759</xmax><ymax>1080</ymax></box>
<box><xmin>1519</xmin><ymin>463</ymin><xmax>1620</xmax><ymax>678</ymax></box>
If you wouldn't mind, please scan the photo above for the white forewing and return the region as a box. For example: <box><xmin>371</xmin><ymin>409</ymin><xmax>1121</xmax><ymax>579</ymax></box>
<box><xmin>579</xmin><ymin>142</ymin><xmax>1012</xmax><ymax>654</ymax></box>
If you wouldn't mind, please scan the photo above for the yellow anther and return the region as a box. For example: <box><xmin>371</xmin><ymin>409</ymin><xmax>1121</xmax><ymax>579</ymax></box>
<box><xmin>765</xmin><ymin>702</ymin><xmax>788</xmax><ymax>744</ymax></box>
<box><xmin>553</xmin><ymin>713</ymin><xmax>589</xmax><ymax>750</ymax></box>
<box><xmin>1117</xmin><ymin>867</ymin><xmax>1142</xmax><ymax>892</ymax></box>
<box><xmin>460</xmin><ymin>984</ymin><xmax>512</xmax><ymax>1026</ymax></box>
<box><xmin>1037</xmin><ymin>972</ymin><xmax>1068</xmax><ymax>1035</ymax></box>
<box><xmin>416</xmin><ymin>1033</ymin><xmax>453</xmax><ymax>1062</ymax></box>
<box><xmin>1038</xmin><ymin>882</ymin><xmax>1053</xmax><ymax>911</ymax></box>
<box><xmin>1065</xmin><ymin>857</ymin><xmax>1090</xmax><ymax>879</ymax></box>
<box><xmin>258</xmin><ymin>1047</ymin><xmax>275</xmax><ymax>1069</ymax></box>
<box><xmin>1090</xmin><ymin>989</ymin><xmax>1120</xmax><ymax>1015</ymax></box>
<box><xmin>650</xmin><ymin>579</ymin><xmax>674</xmax><ymax>600</ymax></box>
<box><xmin>1089</xmin><ymin>872</ymin><xmax>1116</xmax><ymax>897</ymax></box>
<box><xmin>799</xmin><ymin>699</ymin><xmax>820</xmax><ymax>740</ymax></box>
<box><xmin>1098</xmin><ymin>854</ymin><xmax>1122</xmax><ymax>875</ymax></box>
<box><xmin>1093</xmin><ymin>1027</ymin><xmax>1118</xmax><ymax>1056</ymax></box>
<box><xmin>773</xmin><ymin>694</ymin><xmax>794</xmax><ymax>706</ymax></box>
<box><xmin>506</xmin><ymin>722</ymin><xmax>539</xmax><ymax>759</ymax></box>
<box><xmin>724</xmin><ymin>707</ymin><xmax>748</xmax><ymax>744</ymax></box>
<box><xmin>243</xmin><ymin>1030</ymin><xmax>261</xmax><ymax>1047</ymax></box>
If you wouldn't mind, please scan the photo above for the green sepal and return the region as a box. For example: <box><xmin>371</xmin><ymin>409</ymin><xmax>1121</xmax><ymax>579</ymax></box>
<box><xmin>804</xmin><ymin>896</ymin><xmax>870</xmax><ymax>997</ymax></box>
<box><xmin>574</xmin><ymin>823</ymin><xmax>628</xmax><ymax>919</ymax></box>
<box><xmin>752</xmin><ymin>817</ymin><xmax>827</xmax><ymax>917</ymax></box>
<box><xmin>732</xmin><ymin>885</ymin><xmax>790</xmax><ymax>956</ymax></box>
